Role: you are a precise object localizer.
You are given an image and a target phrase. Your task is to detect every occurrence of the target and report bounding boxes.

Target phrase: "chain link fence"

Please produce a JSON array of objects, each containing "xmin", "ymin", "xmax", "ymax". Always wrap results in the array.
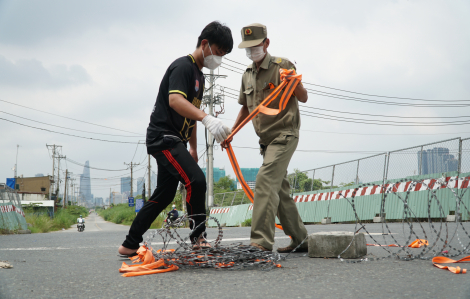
[
  {"xmin": 213, "ymin": 137, "xmax": 470, "ymax": 209},
  {"xmin": 387, "ymin": 138, "xmax": 460, "ymax": 181},
  {"xmin": 213, "ymin": 190, "xmax": 248, "ymax": 207}
]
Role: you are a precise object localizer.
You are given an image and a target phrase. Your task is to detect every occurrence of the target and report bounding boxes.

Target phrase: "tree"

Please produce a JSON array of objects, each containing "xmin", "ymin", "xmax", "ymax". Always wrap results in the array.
[
  {"xmin": 214, "ymin": 175, "xmax": 236, "ymax": 193},
  {"xmin": 288, "ymin": 169, "xmax": 328, "ymax": 193}
]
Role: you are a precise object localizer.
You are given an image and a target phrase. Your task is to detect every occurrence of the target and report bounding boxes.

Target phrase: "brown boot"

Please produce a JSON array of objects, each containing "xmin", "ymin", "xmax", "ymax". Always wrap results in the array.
[
  {"xmin": 277, "ymin": 245, "xmax": 308, "ymax": 253},
  {"xmin": 250, "ymin": 242, "xmax": 271, "ymax": 252}
]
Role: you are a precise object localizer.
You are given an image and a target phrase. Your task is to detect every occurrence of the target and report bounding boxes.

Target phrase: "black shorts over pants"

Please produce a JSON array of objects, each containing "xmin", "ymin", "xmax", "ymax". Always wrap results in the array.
[{"xmin": 122, "ymin": 139, "xmax": 206, "ymax": 249}]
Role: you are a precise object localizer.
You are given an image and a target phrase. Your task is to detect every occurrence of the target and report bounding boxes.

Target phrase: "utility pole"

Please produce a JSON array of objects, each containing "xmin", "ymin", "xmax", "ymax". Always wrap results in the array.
[
  {"xmin": 46, "ymin": 144, "xmax": 61, "ymax": 201},
  {"xmin": 202, "ymin": 70, "xmax": 226, "ymax": 208},
  {"xmin": 147, "ymin": 155, "xmax": 151, "ymax": 202},
  {"xmin": 207, "ymin": 69, "xmax": 215, "ymax": 208},
  {"xmin": 56, "ymin": 154, "xmax": 66, "ymax": 202},
  {"xmin": 14, "ymin": 145, "xmax": 19, "ymax": 178},
  {"xmin": 63, "ymin": 169, "xmax": 68, "ymax": 208},
  {"xmin": 124, "ymin": 162, "xmax": 140, "ymax": 197}
]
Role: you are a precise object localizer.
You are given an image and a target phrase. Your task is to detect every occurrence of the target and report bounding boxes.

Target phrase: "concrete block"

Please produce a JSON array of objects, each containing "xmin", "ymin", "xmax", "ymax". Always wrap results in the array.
[
  {"xmin": 373, "ymin": 216, "xmax": 384, "ymax": 223},
  {"xmin": 321, "ymin": 217, "xmax": 331, "ymax": 225},
  {"xmin": 308, "ymin": 231, "xmax": 367, "ymax": 259},
  {"xmin": 446, "ymin": 214, "xmax": 461, "ymax": 222}
]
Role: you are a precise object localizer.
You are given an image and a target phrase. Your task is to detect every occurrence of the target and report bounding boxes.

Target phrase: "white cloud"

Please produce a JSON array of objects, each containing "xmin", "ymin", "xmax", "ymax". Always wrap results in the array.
[{"xmin": 0, "ymin": 55, "xmax": 92, "ymax": 88}]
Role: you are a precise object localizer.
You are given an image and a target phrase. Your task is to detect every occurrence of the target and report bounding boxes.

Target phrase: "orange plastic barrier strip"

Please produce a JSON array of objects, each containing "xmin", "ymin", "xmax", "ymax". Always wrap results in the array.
[
  {"xmin": 432, "ymin": 255, "xmax": 470, "ymax": 274},
  {"xmin": 366, "ymin": 239, "xmax": 429, "ymax": 248},
  {"xmin": 119, "ymin": 246, "xmax": 179, "ymax": 277},
  {"xmin": 224, "ymin": 69, "xmax": 301, "ymax": 232}
]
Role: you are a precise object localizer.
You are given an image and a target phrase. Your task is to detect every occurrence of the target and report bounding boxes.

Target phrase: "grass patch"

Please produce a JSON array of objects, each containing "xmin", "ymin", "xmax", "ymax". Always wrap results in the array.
[
  {"xmin": 241, "ymin": 218, "xmax": 252, "ymax": 227},
  {"xmin": 24, "ymin": 206, "xmax": 89, "ymax": 233},
  {"xmin": 97, "ymin": 204, "xmax": 167, "ymax": 228}
]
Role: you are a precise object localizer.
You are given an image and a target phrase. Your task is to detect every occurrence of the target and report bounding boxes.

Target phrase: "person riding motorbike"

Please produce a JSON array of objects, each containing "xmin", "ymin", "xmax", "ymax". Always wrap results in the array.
[
  {"xmin": 77, "ymin": 215, "xmax": 85, "ymax": 230},
  {"xmin": 166, "ymin": 205, "xmax": 179, "ymax": 225}
]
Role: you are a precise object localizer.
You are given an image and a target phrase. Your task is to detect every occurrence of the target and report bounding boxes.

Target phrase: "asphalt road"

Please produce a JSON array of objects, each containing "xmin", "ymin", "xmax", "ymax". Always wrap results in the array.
[{"xmin": 1, "ymin": 213, "xmax": 469, "ymax": 299}]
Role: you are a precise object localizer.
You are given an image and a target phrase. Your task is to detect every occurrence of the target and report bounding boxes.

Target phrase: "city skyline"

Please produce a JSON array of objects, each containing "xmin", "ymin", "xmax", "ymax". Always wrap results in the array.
[
  {"xmin": 79, "ymin": 161, "xmax": 92, "ymax": 205},
  {"xmin": 418, "ymin": 147, "xmax": 459, "ymax": 175}
]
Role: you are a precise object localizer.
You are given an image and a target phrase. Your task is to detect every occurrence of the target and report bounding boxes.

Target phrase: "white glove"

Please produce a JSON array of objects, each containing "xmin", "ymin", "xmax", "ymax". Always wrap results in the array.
[{"xmin": 201, "ymin": 115, "xmax": 231, "ymax": 143}]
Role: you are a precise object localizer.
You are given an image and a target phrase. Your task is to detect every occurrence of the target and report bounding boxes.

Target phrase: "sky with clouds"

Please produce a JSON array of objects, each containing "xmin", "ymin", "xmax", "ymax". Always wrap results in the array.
[{"xmin": 1, "ymin": 0, "xmax": 469, "ymax": 200}]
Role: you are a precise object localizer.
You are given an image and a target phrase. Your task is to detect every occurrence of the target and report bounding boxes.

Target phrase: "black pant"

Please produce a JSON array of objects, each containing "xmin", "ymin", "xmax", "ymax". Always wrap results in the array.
[{"xmin": 122, "ymin": 141, "xmax": 207, "ymax": 249}]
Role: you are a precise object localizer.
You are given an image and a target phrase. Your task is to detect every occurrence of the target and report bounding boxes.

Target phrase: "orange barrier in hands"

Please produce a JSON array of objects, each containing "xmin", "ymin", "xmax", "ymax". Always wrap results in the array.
[{"xmin": 224, "ymin": 69, "xmax": 302, "ymax": 231}]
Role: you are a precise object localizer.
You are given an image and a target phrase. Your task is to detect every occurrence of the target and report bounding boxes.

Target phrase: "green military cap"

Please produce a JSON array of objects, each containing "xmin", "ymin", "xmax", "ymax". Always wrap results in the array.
[{"xmin": 238, "ymin": 23, "xmax": 267, "ymax": 49}]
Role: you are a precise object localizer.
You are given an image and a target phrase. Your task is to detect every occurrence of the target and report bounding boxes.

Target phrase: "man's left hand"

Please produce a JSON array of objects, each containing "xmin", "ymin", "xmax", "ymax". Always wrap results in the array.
[{"xmin": 189, "ymin": 148, "xmax": 198, "ymax": 163}]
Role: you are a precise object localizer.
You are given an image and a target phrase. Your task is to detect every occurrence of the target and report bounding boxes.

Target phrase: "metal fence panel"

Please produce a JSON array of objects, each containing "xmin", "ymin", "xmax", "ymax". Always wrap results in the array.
[
  {"xmin": 460, "ymin": 138, "xmax": 470, "ymax": 174},
  {"xmin": 214, "ymin": 137, "xmax": 470, "ymax": 226},
  {"xmin": 387, "ymin": 138, "xmax": 460, "ymax": 181},
  {"xmin": 0, "ymin": 188, "xmax": 27, "ymax": 231}
]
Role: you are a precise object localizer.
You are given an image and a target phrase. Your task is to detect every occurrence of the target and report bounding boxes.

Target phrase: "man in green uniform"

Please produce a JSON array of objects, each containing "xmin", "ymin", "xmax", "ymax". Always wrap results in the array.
[{"xmin": 231, "ymin": 23, "xmax": 309, "ymax": 253}]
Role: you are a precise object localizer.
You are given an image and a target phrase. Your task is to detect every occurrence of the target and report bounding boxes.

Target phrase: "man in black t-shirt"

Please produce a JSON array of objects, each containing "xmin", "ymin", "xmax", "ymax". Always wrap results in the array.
[{"xmin": 119, "ymin": 21, "xmax": 233, "ymax": 256}]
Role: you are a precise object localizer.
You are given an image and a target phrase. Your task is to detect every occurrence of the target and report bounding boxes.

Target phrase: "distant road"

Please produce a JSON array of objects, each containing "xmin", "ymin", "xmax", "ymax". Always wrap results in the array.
[{"xmin": 56, "ymin": 212, "xmax": 130, "ymax": 233}]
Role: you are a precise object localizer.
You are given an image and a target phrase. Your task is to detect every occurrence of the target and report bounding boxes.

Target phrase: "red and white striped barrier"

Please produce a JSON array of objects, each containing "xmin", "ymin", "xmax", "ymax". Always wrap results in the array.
[
  {"xmin": 293, "ymin": 176, "xmax": 470, "ymax": 203},
  {"xmin": 210, "ymin": 207, "xmax": 230, "ymax": 214},
  {"xmin": 248, "ymin": 205, "xmax": 253, "ymax": 211},
  {"xmin": 0, "ymin": 205, "xmax": 25, "ymax": 217}
]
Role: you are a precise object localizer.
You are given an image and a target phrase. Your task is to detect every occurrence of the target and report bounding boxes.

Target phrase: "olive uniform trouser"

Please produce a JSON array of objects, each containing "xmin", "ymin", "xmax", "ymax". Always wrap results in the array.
[{"xmin": 250, "ymin": 134, "xmax": 308, "ymax": 251}]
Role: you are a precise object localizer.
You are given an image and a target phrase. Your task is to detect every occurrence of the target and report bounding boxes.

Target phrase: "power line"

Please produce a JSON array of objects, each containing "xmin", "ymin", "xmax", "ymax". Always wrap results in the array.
[
  {"xmin": 70, "ymin": 165, "xmax": 147, "ymax": 180},
  {"xmin": 0, "ymin": 99, "xmax": 142, "ymax": 135},
  {"xmin": 220, "ymin": 58, "xmax": 468, "ymax": 104},
  {"xmin": 224, "ymin": 57, "xmax": 247, "ymax": 66},
  {"xmin": 220, "ymin": 65, "xmax": 243, "ymax": 74},
  {"xmin": 221, "ymin": 62, "xmax": 246, "ymax": 72},
  {"xmin": 0, "ymin": 117, "xmax": 143, "ymax": 144},
  {"xmin": 302, "ymin": 82, "xmax": 469, "ymax": 102},
  {"xmin": 0, "ymin": 110, "xmax": 145, "ymax": 137},
  {"xmin": 301, "ymin": 106, "xmax": 470, "ymax": 119},
  {"xmin": 299, "ymin": 111, "xmax": 470, "ymax": 126},
  {"xmin": 66, "ymin": 158, "xmax": 129, "ymax": 171},
  {"xmin": 305, "ymin": 89, "xmax": 469, "ymax": 107}
]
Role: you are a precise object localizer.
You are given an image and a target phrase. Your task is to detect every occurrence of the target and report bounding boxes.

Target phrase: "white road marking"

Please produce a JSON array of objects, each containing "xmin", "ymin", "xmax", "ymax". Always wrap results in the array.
[
  {"xmin": 0, "ymin": 236, "xmax": 292, "ymax": 251},
  {"xmin": 150, "ymin": 236, "xmax": 290, "ymax": 245}
]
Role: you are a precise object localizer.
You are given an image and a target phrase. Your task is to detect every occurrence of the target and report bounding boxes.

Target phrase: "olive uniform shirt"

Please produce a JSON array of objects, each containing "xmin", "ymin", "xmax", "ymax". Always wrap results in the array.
[{"xmin": 238, "ymin": 52, "xmax": 300, "ymax": 146}]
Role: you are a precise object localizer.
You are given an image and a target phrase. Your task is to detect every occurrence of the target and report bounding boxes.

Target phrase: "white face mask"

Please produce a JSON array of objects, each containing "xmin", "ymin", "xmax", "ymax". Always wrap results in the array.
[
  {"xmin": 202, "ymin": 43, "xmax": 222, "ymax": 70},
  {"xmin": 246, "ymin": 45, "xmax": 265, "ymax": 62}
]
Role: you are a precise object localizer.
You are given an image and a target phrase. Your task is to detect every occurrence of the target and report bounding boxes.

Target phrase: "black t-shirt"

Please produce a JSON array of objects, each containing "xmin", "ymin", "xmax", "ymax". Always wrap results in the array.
[{"xmin": 146, "ymin": 54, "xmax": 204, "ymax": 154}]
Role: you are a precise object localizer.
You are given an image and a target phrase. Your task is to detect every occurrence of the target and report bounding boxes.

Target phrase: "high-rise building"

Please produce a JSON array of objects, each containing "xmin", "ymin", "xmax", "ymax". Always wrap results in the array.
[
  {"xmin": 137, "ymin": 177, "xmax": 145, "ymax": 196},
  {"xmin": 79, "ymin": 161, "xmax": 92, "ymax": 206},
  {"xmin": 417, "ymin": 147, "xmax": 458, "ymax": 175},
  {"xmin": 121, "ymin": 177, "xmax": 131, "ymax": 194},
  {"xmin": 94, "ymin": 197, "xmax": 103, "ymax": 206},
  {"xmin": 201, "ymin": 167, "xmax": 225, "ymax": 183},
  {"xmin": 236, "ymin": 168, "xmax": 259, "ymax": 190}
]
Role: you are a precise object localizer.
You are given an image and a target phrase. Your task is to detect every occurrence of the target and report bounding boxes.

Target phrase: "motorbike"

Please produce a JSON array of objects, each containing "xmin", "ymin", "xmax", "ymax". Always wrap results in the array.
[
  {"xmin": 163, "ymin": 214, "xmax": 185, "ymax": 228},
  {"xmin": 77, "ymin": 223, "xmax": 85, "ymax": 232}
]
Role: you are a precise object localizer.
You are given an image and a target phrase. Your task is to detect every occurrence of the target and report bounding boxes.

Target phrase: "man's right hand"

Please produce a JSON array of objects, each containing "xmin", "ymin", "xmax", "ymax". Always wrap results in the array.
[{"xmin": 201, "ymin": 115, "xmax": 231, "ymax": 143}]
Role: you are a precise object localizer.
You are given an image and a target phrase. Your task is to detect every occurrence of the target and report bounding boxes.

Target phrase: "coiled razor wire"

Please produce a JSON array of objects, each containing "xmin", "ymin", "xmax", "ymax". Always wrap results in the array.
[
  {"xmin": 139, "ymin": 177, "xmax": 469, "ymax": 271},
  {"xmin": 142, "ymin": 214, "xmax": 307, "ymax": 271},
  {"xmin": 337, "ymin": 176, "xmax": 470, "ymax": 263}
]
